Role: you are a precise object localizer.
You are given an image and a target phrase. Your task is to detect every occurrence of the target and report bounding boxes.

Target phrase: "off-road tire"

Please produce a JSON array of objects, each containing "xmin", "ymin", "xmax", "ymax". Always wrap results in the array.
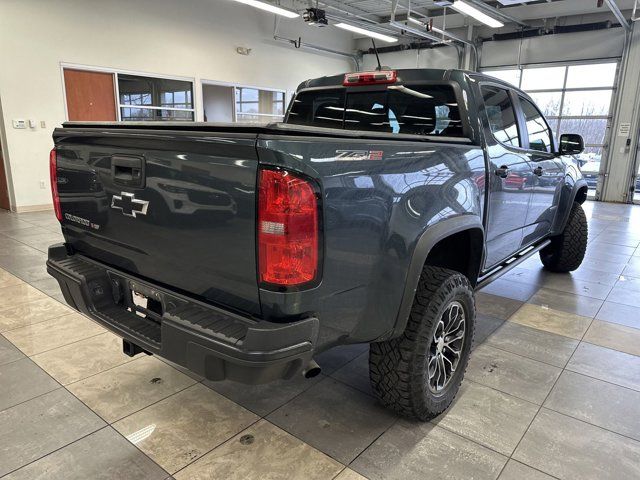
[
  {"xmin": 540, "ymin": 201, "xmax": 588, "ymax": 273},
  {"xmin": 369, "ymin": 266, "xmax": 475, "ymax": 420}
]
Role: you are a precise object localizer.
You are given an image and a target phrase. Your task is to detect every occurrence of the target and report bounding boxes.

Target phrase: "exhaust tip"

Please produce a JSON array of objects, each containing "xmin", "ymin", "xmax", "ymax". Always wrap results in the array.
[{"xmin": 302, "ymin": 359, "xmax": 322, "ymax": 379}]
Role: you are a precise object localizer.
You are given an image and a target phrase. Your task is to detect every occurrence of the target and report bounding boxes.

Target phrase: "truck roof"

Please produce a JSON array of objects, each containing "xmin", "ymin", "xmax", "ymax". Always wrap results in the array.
[{"xmin": 296, "ymin": 68, "xmax": 515, "ymax": 92}]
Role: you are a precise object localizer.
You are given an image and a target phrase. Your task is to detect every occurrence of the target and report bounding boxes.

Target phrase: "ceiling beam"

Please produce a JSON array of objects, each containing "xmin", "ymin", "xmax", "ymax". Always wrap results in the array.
[{"xmin": 603, "ymin": 0, "xmax": 631, "ymax": 30}]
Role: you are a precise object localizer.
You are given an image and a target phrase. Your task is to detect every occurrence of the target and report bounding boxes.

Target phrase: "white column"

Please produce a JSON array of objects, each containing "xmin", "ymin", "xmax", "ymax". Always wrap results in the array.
[{"xmin": 603, "ymin": 22, "xmax": 640, "ymax": 203}]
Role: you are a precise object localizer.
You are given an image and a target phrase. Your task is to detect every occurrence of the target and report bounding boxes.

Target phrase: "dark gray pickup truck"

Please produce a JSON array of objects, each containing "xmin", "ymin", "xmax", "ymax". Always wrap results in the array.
[{"xmin": 47, "ymin": 68, "xmax": 588, "ymax": 419}]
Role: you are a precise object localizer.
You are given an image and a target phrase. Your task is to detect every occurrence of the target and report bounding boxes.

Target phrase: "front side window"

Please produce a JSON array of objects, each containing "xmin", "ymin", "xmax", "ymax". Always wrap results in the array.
[
  {"xmin": 520, "ymin": 97, "xmax": 553, "ymax": 153},
  {"xmin": 481, "ymin": 85, "xmax": 520, "ymax": 147},
  {"xmin": 118, "ymin": 75, "xmax": 194, "ymax": 121}
]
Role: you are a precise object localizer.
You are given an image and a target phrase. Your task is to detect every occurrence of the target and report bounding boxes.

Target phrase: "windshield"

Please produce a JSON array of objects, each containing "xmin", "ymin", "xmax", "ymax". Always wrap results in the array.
[{"xmin": 287, "ymin": 84, "xmax": 465, "ymax": 138}]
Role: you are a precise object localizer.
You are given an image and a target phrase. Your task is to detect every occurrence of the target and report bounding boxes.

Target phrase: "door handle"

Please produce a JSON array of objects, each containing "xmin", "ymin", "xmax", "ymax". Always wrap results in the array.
[
  {"xmin": 111, "ymin": 156, "xmax": 145, "ymax": 188},
  {"xmin": 495, "ymin": 166, "xmax": 510, "ymax": 179},
  {"xmin": 533, "ymin": 166, "xmax": 543, "ymax": 177}
]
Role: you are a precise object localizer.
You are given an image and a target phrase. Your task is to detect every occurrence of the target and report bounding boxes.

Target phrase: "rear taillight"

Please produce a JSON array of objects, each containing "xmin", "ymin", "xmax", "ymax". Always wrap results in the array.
[
  {"xmin": 258, "ymin": 168, "xmax": 320, "ymax": 287},
  {"xmin": 49, "ymin": 148, "xmax": 62, "ymax": 221},
  {"xmin": 343, "ymin": 70, "xmax": 397, "ymax": 86}
]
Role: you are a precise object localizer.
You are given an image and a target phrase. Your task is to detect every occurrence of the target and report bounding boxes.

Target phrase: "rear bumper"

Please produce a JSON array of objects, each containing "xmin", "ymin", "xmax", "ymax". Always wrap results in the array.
[{"xmin": 46, "ymin": 244, "xmax": 318, "ymax": 384}]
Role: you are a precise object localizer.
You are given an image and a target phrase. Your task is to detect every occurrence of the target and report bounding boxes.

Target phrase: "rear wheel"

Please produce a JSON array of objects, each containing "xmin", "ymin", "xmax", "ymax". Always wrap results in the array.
[
  {"xmin": 540, "ymin": 201, "xmax": 588, "ymax": 273},
  {"xmin": 369, "ymin": 266, "xmax": 475, "ymax": 420}
]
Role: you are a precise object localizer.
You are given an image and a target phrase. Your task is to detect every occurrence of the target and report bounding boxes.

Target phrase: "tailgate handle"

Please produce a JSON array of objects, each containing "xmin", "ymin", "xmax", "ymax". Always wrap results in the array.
[{"xmin": 112, "ymin": 156, "xmax": 145, "ymax": 188}]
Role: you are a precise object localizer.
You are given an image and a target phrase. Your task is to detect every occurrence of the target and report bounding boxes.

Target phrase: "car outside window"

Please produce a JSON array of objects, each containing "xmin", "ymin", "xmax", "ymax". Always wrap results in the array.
[
  {"xmin": 480, "ymin": 85, "xmax": 521, "ymax": 147},
  {"xmin": 519, "ymin": 97, "xmax": 553, "ymax": 153}
]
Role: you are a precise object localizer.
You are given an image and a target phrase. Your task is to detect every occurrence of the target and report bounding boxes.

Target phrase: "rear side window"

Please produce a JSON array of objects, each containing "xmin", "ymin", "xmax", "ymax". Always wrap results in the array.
[
  {"xmin": 481, "ymin": 85, "xmax": 521, "ymax": 147},
  {"xmin": 287, "ymin": 90, "xmax": 345, "ymax": 129},
  {"xmin": 519, "ymin": 96, "xmax": 553, "ymax": 153},
  {"xmin": 288, "ymin": 85, "xmax": 465, "ymax": 137}
]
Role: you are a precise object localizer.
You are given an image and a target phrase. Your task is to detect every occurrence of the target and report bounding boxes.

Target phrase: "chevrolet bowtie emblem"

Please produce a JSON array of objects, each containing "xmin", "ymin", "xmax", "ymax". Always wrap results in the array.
[{"xmin": 111, "ymin": 192, "xmax": 149, "ymax": 218}]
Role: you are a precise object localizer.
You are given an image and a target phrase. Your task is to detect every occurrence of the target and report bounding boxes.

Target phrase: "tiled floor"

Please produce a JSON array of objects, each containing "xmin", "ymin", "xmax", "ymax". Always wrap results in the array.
[{"xmin": 1, "ymin": 201, "xmax": 640, "ymax": 479}]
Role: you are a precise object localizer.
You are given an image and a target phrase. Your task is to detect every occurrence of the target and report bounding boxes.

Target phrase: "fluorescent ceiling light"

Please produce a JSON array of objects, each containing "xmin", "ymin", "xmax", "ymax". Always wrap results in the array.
[
  {"xmin": 334, "ymin": 22, "xmax": 398, "ymax": 43},
  {"xmin": 407, "ymin": 16, "xmax": 425, "ymax": 27},
  {"xmin": 451, "ymin": 0, "xmax": 504, "ymax": 28},
  {"xmin": 231, "ymin": 0, "xmax": 299, "ymax": 18}
]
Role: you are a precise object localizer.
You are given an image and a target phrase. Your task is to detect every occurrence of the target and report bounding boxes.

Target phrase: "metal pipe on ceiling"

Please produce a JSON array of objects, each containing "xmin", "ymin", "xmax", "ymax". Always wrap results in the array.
[
  {"xmin": 603, "ymin": 0, "xmax": 631, "ymax": 30},
  {"xmin": 272, "ymin": 35, "xmax": 362, "ymax": 70}
]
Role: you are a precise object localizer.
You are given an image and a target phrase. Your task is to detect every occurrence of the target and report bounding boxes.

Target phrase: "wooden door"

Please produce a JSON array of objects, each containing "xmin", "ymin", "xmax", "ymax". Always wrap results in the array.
[
  {"xmin": 64, "ymin": 69, "xmax": 117, "ymax": 121},
  {"xmin": 0, "ymin": 135, "xmax": 10, "ymax": 210}
]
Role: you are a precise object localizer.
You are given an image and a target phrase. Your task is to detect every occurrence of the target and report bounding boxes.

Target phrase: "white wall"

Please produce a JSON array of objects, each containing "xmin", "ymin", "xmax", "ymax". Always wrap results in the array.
[
  {"xmin": 202, "ymin": 84, "xmax": 234, "ymax": 123},
  {"xmin": 362, "ymin": 46, "xmax": 460, "ymax": 71},
  {"xmin": 0, "ymin": 0, "xmax": 354, "ymax": 209}
]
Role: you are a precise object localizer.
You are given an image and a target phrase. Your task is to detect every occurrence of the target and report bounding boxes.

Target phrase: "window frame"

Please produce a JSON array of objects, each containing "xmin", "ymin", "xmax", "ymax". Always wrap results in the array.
[
  {"xmin": 117, "ymin": 73, "xmax": 195, "ymax": 121},
  {"xmin": 60, "ymin": 63, "xmax": 196, "ymax": 122},
  {"xmin": 234, "ymin": 86, "xmax": 287, "ymax": 123}
]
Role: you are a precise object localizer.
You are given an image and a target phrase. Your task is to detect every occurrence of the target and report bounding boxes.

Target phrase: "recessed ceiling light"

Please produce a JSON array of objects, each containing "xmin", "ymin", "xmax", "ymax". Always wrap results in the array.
[
  {"xmin": 451, "ymin": 0, "xmax": 504, "ymax": 28},
  {"xmin": 230, "ymin": 0, "xmax": 299, "ymax": 19},
  {"xmin": 334, "ymin": 22, "xmax": 398, "ymax": 43}
]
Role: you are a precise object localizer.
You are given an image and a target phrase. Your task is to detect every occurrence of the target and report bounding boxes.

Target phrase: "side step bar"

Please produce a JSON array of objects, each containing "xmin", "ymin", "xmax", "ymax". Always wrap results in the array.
[{"xmin": 475, "ymin": 239, "xmax": 551, "ymax": 291}]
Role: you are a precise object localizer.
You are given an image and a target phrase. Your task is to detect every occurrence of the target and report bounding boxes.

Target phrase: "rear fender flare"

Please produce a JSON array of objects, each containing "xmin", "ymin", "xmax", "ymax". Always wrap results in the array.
[{"xmin": 388, "ymin": 215, "xmax": 484, "ymax": 339}]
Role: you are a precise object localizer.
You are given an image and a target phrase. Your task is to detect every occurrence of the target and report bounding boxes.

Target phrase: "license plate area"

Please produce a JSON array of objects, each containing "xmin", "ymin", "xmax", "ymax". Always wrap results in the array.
[{"xmin": 128, "ymin": 281, "xmax": 163, "ymax": 320}]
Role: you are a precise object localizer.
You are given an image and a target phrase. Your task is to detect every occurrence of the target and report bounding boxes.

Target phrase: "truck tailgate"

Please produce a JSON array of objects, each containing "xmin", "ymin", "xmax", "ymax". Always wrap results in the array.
[{"xmin": 53, "ymin": 128, "xmax": 261, "ymax": 316}]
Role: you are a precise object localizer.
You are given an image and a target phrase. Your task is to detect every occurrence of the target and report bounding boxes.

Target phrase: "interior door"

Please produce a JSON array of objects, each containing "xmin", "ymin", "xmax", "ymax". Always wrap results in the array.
[
  {"xmin": 480, "ymin": 85, "xmax": 532, "ymax": 269},
  {"xmin": 517, "ymin": 95, "xmax": 564, "ymax": 245},
  {"xmin": 0, "ymin": 143, "xmax": 9, "ymax": 210},
  {"xmin": 63, "ymin": 69, "xmax": 117, "ymax": 121}
]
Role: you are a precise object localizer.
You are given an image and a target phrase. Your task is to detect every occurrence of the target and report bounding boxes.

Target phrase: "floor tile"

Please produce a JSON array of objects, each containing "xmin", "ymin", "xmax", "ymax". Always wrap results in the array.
[
  {"xmin": 466, "ymin": 344, "xmax": 561, "ymax": 404},
  {"xmin": 583, "ymin": 249, "xmax": 631, "ymax": 265},
  {"xmin": 544, "ymin": 371, "xmax": 640, "ymax": 442},
  {"xmin": 267, "ymin": 378, "xmax": 397, "ymax": 464},
  {"xmin": 479, "ymin": 278, "xmax": 539, "ymax": 302},
  {"xmin": 605, "ymin": 285, "xmax": 640, "ymax": 308},
  {"xmin": 351, "ymin": 420, "xmax": 506, "ymax": 480},
  {"xmin": 433, "ymin": 381, "xmax": 538, "ymax": 455},
  {"xmin": 0, "ymin": 283, "xmax": 47, "ymax": 309},
  {"xmin": 31, "ymin": 332, "xmax": 136, "ymax": 385},
  {"xmin": 583, "ymin": 320, "xmax": 640, "ymax": 357},
  {"xmin": 204, "ymin": 372, "xmax": 323, "ymax": 417},
  {"xmin": 595, "ymin": 301, "xmax": 640, "ymax": 329},
  {"xmin": 173, "ymin": 419, "xmax": 342, "ymax": 480},
  {"xmin": 335, "ymin": 469, "xmax": 368, "ymax": 480},
  {"xmin": 476, "ymin": 293, "xmax": 523, "ymax": 320},
  {"xmin": 538, "ymin": 275, "xmax": 612, "ymax": 300},
  {"xmin": 563, "ymin": 267, "xmax": 620, "ymax": 287},
  {"xmin": 3, "ymin": 312, "xmax": 105, "ymax": 356},
  {"xmin": 484, "ymin": 321, "xmax": 578, "ymax": 368},
  {"xmin": 114, "ymin": 383, "xmax": 258, "ymax": 474},
  {"xmin": 528, "ymin": 288, "xmax": 603, "ymax": 317},
  {"xmin": 67, "ymin": 355, "xmax": 197, "ymax": 422},
  {"xmin": 498, "ymin": 460, "xmax": 555, "ymax": 480},
  {"xmin": 566, "ymin": 342, "xmax": 640, "ymax": 391},
  {"xmin": 0, "ymin": 388, "xmax": 105, "ymax": 477},
  {"xmin": 315, "ymin": 343, "xmax": 369, "ymax": 374},
  {"xmin": 0, "ymin": 297, "xmax": 72, "ymax": 332},
  {"xmin": 576, "ymin": 258, "xmax": 627, "ymax": 275},
  {"xmin": 3, "ymin": 426, "xmax": 168, "ymax": 480},
  {"xmin": 0, "ymin": 269, "xmax": 23, "ymax": 289},
  {"xmin": 0, "ymin": 357, "xmax": 59, "ymax": 411},
  {"xmin": 508, "ymin": 304, "xmax": 592, "ymax": 340},
  {"xmin": 501, "ymin": 267, "xmax": 550, "ymax": 287},
  {"xmin": 27, "ymin": 276, "xmax": 63, "ymax": 298},
  {"xmin": 474, "ymin": 314, "xmax": 506, "ymax": 348},
  {"xmin": 0, "ymin": 334, "xmax": 24, "ymax": 365},
  {"xmin": 513, "ymin": 408, "xmax": 640, "ymax": 480},
  {"xmin": 330, "ymin": 352, "xmax": 371, "ymax": 395}
]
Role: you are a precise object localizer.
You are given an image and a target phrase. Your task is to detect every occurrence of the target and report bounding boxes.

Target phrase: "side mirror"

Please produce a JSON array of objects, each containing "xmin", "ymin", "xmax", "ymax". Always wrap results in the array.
[{"xmin": 559, "ymin": 134, "xmax": 584, "ymax": 156}]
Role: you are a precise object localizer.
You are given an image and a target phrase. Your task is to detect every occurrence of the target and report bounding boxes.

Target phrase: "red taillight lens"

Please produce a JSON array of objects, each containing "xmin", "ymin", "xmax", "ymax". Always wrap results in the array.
[
  {"xmin": 258, "ymin": 168, "xmax": 319, "ymax": 287},
  {"xmin": 343, "ymin": 70, "xmax": 397, "ymax": 86},
  {"xmin": 49, "ymin": 148, "xmax": 62, "ymax": 221}
]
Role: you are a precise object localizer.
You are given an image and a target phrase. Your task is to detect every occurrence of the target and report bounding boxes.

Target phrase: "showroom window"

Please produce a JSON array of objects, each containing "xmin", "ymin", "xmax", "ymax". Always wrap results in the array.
[
  {"xmin": 483, "ymin": 62, "xmax": 618, "ymax": 196},
  {"xmin": 118, "ymin": 74, "xmax": 195, "ymax": 121},
  {"xmin": 235, "ymin": 87, "xmax": 286, "ymax": 123}
]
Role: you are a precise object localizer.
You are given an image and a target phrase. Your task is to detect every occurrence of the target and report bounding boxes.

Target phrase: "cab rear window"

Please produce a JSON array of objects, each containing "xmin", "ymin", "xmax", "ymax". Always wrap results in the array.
[{"xmin": 287, "ymin": 85, "xmax": 465, "ymax": 137}]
